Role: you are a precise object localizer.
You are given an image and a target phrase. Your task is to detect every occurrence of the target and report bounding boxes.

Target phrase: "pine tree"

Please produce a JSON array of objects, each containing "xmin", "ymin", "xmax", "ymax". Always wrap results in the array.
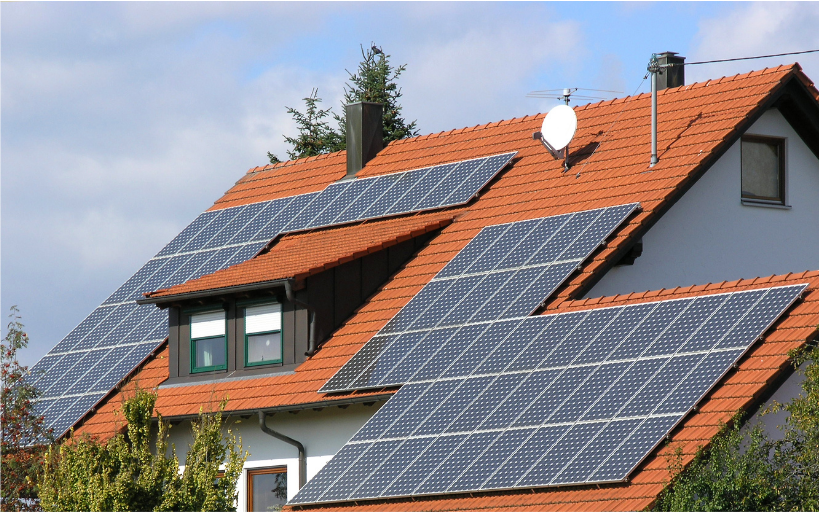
[
  {"xmin": 333, "ymin": 44, "xmax": 419, "ymax": 148},
  {"xmin": 267, "ymin": 45, "xmax": 418, "ymax": 163},
  {"xmin": 268, "ymin": 89, "xmax": 342, "ymax": 164}
]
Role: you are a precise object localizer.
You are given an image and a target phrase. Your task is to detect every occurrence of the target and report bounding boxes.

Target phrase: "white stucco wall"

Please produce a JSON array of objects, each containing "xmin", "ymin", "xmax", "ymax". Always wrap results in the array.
[
  {"xmin": 587, "ymin": 108, "xmax": 819, "ymax": 299},
  {"xmin": 167, "ymin": 401, "xmax": 384, "ymax": 511}
]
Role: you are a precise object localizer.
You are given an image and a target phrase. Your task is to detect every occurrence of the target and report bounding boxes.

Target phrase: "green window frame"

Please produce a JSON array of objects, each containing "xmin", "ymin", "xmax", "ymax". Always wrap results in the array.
[
  {"xmin": 244, "ymin": 302, "xmax": 283, "ymax": 367},
  {"xmin": 189, "ymin": 309, "xmax": 228, "ymax": 373}
]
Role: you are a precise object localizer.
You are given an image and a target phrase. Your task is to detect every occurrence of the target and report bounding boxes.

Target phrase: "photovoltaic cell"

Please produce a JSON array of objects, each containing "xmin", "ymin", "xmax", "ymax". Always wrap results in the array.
[
  {"xmin": 31, "ymin": 152, "xmax": 517, "ymax": 438},
  {"xmin": 290, "ymin": 283, "xmax": 806, "ymax": 505}
]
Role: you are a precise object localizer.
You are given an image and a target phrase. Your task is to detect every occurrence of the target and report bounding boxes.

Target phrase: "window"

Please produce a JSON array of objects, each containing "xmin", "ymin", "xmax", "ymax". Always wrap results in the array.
[
  {"xmin": 741, "ymin": 135, "xmax": 785, "ymax": 204},
  {"xmin": 244, "ymin": 303, "xmax": 283, "ymax": 366},
  {"xmin": 247, "ymin": 467, "xmax": 287, "ymax": 511},
  {"xmin": 190, "ymin": 310, "xmax": 227, "ymax": 373}
]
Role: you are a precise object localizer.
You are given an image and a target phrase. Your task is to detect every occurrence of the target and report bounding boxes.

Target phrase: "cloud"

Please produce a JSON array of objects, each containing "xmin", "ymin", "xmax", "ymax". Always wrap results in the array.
[{"xmin": 688, "ymin": 2, "xmax": 819, "ymax": 83}]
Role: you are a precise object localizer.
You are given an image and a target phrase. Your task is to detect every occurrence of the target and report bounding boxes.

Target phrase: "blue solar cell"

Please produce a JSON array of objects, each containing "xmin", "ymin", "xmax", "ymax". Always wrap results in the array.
[
  {"xmin": 439, "ymin": 270, "xmax": 516, "ymax": 326},
  {"xmin": 224, "ymin": 199, "xmax": 287, "ymax": 246},
  {"xmin": 309, "ymin": 178, "xmax": 375, "ymax": 228},
  {"xmin": 284, "ymin": 182, "xmax": 351, "ymax": 232},
  {"xmin": 518, "ymin": 422, "xmax": 605, "ymax": 487},
  {"xmin": 495, "ymin": 216, "xmax": 568, "ymax": 271},
  {"xmin": 352, "ymin": 437, "xmax": 435, "ymax": 499},
  {"xmin": 549, "ymin": 362, "xmax": 630, "ymax": 423},
  {"xmin": 717, "ymin": 285, "xmax": 805, "ymax": 349},
  {"xmin": 582, "ymin": 358, "xmax": 666, "ymax": 421},
  {"xmin": 42, "ymin": 349, "xmax": 108, "ymax": 397},
  {"xmin": 97, "ymin": 303, "xmax": 154, "ymax": 347},
  {"xmin": 449, "ymin": 428, "xmax": 535, "ymax": 493},
  {"xmin": 408, "ymin": 275, "xmax": 483, "ymax": 331},
  {"xmin": 204, "ymin": 202, "xmax": 268, "ymax": 249},
  {"xmin": 351, "ymin": 332, "xmax": 428, "ymax": 389},
  {"xmin": 539, "ymin": 308, "xmax": 620, "ymax": 368},
  {"xmin": 104, "ymin": 257, "xmax": 170, "ymax": 305},
  {"xmin": 351, "ymin": 382, "xmax": 430, "ymax": 442},
  {"xmin": 178, "ymin": 207, "xmax": 241, "ymax": 254},
  {"xmin": 222, "ymin": 242, "xmax": 264, "ymax": 268},
  {"xmin": 380, "ymin": 279, "xmax": 455, "ymax": 334},
  {"xmin": 383, "ymin": 435, "xmax": 464, "ymax": 498},
  {"xmin": 386, "ymin": 166, "xmax": 445, "ymax": 215},
  {"xmin": 574, "ymin": 303, "xmax": 654, "ymax": 365},
  {"xmin": 505, "ymin": 311, "xmax": 589, "ymax": 372},
  {"xmin": 442, "ymin": 319, "xmax": 522, "ymax": 378},
  {"xmin": 362, "ymin": 169, "xmax": 426, "ymax": 218},
  {"xmin": 655, "ymin": 349, "xmax": 743, "ymax": 414},
  {"xmin": 478, "ymin": 369, "xmax": 561, "ymax": 430},
  {"xmin": 443, "ymin": 153, "xmax": 515, "ymax": 205},
  {"xmin": 121, "ymin": 308, "xmax": 167, "ymax": 345},
  {"xmin": 382, "ymin": 327, "xmax": 460, "ymax": 385},
  {"xmin": 320, "ymin": 334, "xmax": 399, "ymax": 393},
  {"xmin": 291, "ymin": 443, "xmax": 370, "ymax": 505},
  {"xmin": 50, "ymin": 306, "xmax": 116, "ymax": 354},
  {"xmin": 231, "ymin": 196, "xmax": 293, "ymax": 244},
  {"xmin": 27, "ymin": 355, "xmax": 65, "ymax": 389},
  {"xmin": 488, "ymin": 265, "xmax": 559, "ymax": 320},
  {"xmin": 414, "ymin": 431, "xmax": 499, "ymax": 495},
  {"xmin": 435, "ymin": 224, "xmax": 511, "ymax": 279},
  {"xmin": 465, "ymin": 218, "xmax": 542, "ymax": 275},
  {"xmin": 414, "ymin": 376, "xmax": 494, "ymax": 436},
  {"xmin": 161, "ymin": 249, "xmax": 218, "ymax": 290},
  {"xmin": 680, "ymin": 291, "xmax": 764, "ymax": 353},
  {"xmin": 321, "ymin": 440, "xmax": 402, "ymax": 502},
  {"xmin": 475, "ymin": 316, "xmax": 553, "ymax": 375},
  {"xmin": 608, "ymin": 299, "xmax": 689, "ymax": 361},
  {"xmin": 64, "ymin": 345, "xmax": 134, "ymax": 396},
  {"xmin": 559, "ymin": 204, "xmax": 638, "ymax": 261},
  {"xmin": 335, "ymin": 175, "xmax": 397, "ymax": 224},
  {"xmin": 644, "ymin": 294, "xmax": 728, "ymax": 357},
  {"xmin": 524, "ymin": 212, "xmax": 585, "ymax": 265},
  {"xmin": 553, "ymin": 418, "xmax": 643, "ymax": 484},
  {"xmin": 513, "ymin": 366, "xmax": 594, "ymax": 427},
  {"xmin": 72, "ymin": 304, "xmax": 138, "ymax": 351},
  {"xmin": 446, "ymin": 373, "xmax": 524, "ymax": 433},
  {"xmin": 408, "ymin": 324, "xmax": 489, "ymax": 382},
  {"xmin": 382, "ymin": 380, "xmax": 461, "ymax": 439},
  {"xmin": 155, "ymin": 210, "xmax": 219, "ymax": 257},
  {"xmin": 590, "ymin": 415, "xmax": 677, "ymax": 482},
  {"xmin": 469, "ymin": 266, "xmax": 546, "ymax": 323},
  {"xmin": 483, "ymin": 425, "xmax": 566, "ymax": 489},
  {"xmin": 619, "ymin": 354, "xmax": 702, "ymax": 417},
  {"xmin": 412, "ymin": 163, "xmax": 465, "ymax": 211}
]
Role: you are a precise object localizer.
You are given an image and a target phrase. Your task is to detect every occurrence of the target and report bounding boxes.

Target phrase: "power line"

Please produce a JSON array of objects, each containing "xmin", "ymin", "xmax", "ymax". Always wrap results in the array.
[{"xmin": 671, "ymin": 49, "xmax": 819, "ymax": 66}]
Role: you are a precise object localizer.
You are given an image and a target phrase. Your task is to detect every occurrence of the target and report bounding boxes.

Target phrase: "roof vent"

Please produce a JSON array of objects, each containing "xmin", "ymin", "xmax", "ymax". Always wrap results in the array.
[{"xmin": 345, "ymin": 102, "xmax": 383, "ymax": 178}]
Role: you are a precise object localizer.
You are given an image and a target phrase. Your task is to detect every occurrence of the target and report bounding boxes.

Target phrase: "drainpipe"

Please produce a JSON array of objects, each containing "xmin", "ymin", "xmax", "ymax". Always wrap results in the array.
[
  {"xmin": 258, "ymin": 411, "xmax": 306, "ymax": 489},
  {"xmin": 284, "ymin": 279, "xmax": 318, "ymax": 357}
]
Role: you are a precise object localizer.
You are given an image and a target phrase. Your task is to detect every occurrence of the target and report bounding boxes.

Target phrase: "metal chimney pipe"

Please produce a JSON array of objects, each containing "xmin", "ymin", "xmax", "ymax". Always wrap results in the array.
[{"xmin": 648, "ymin": 54, "xmax": 660, "ymax": 167}]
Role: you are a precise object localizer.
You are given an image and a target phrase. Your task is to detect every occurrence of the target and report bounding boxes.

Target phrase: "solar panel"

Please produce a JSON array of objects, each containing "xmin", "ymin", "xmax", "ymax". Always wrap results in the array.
[
  {"xmin": 290, "ymin": 283, "xmax": 806, "ymax": 505},
  {"xmin": 319, "ymin": 203, "xmax": 641, "ymax": 393},
  {"xmin": 29, "ymin": 152, "xmax": 516, "ymax": 438}
]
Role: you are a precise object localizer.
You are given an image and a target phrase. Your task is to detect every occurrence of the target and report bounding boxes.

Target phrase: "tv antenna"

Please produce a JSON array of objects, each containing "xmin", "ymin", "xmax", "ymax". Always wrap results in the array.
[{"xmin": 526, "ymin": 87, "xmax": 622, "ymax": 104}]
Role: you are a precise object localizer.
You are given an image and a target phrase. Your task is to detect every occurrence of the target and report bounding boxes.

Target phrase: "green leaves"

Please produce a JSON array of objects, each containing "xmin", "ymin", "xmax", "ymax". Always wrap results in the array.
[
  {"xmin": 37, "ymin": 389, "xmax": 247, "ymax": 512},
  {"xmin": 654, "ymin": 344, "xmax": 819, "ymax": 511}
]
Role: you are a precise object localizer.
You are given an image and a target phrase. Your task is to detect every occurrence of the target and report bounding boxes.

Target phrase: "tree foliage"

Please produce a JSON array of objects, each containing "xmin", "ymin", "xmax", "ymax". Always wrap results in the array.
[
  {"xmin": 268, "ymin": 44, "xmax": 418, "ymax": 163},
  {"xmin": 1, "ymin": 306, "xmax": 52, "ymax": 512},
  {"xmin": 37, "ymin": 388, "xmax": 246, "ymax": 512},
  {"xmin": 654, "ymin": 344, "xmax": 819, "ymax": 511}
]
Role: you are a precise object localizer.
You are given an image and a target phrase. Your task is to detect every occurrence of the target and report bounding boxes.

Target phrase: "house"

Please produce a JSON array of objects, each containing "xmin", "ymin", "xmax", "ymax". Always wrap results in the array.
[{"xmin": 34, "ymin": 55, "xmax": 819, "ymax": 511}]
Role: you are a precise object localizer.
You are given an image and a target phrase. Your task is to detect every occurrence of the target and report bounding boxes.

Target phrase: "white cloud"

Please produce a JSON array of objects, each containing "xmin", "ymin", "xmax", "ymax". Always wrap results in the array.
[{"xmin": 688, "ymin": 2, "xmax": 819, "ymax": 83}]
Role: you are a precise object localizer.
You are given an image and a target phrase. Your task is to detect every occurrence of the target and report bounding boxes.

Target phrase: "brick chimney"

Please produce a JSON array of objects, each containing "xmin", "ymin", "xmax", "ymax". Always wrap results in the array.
[
  {"xmin": 345, "ymin": 102, "xmax": 383, "ymax": 178},
  {"xmin": 656, "ymin": 52, "xmax": 685, "ymax": 90}
]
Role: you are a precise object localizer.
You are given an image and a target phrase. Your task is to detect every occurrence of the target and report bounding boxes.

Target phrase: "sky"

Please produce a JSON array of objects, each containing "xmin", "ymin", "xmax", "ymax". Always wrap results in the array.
[{"xmin": 3, "ymin": 1, "xmax": 819, "ymax": 367}]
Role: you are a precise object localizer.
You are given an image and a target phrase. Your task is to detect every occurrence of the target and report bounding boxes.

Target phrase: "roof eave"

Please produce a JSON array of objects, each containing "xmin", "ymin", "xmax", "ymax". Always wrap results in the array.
[{"xmin": 138, "ymin": 278, "xmax": 293, "ymax": 306}]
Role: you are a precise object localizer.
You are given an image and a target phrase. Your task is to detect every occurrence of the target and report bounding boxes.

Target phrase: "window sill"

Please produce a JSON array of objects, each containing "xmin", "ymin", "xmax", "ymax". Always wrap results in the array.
[{"xmin": 741, "ymin": 199, "xmax": 791, "ymax": 210}]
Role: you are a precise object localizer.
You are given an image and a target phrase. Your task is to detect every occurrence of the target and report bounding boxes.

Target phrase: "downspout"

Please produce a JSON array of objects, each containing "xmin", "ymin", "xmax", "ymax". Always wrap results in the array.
[
  {"xmin": 258, "ymin": 411, "xmax": 307, "ymax": 489},
  {"xmin": 284, "ymin": 279, "xmax": 319, "ymax": 357}
]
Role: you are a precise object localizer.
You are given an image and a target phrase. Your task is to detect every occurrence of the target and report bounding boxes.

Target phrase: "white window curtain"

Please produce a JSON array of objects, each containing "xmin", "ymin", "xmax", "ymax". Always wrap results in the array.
[
  {"xmin": 191, "ymin": 310, "xmax": 225, "ymax": 339},
  {"xmin": 245, "ymin": 303, "xmax": 281, "ymax": 334}
]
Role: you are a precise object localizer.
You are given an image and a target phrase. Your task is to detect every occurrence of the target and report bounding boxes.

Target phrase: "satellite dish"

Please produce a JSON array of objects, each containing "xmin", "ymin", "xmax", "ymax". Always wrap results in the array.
[{"xmin": 540, "ymin": 104, "xmax": 577, "ymax": 152}]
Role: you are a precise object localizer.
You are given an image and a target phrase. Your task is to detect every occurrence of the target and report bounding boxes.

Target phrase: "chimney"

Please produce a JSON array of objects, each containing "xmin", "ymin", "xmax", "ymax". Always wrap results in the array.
[
  {"xmin": 656, "ymin": 52, "xmax": 685, "ymax": 90},
  {"xmin": 345, "ymin": 102, "xmax": 383, "ymax": 178}
]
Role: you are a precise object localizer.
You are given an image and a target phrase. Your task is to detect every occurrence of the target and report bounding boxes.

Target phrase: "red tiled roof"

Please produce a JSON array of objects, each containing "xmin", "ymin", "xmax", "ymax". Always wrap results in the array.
[
  {"xmin": 74, "ymin": 65, "xmax": 819, "ymax": 510},
  {"xmin": 147, "ymin": 210, "xmax": 458, "ymax": 299},
  {"xmin": 290, "ymin": 270, "xmax": 819, "ymax": 511}
]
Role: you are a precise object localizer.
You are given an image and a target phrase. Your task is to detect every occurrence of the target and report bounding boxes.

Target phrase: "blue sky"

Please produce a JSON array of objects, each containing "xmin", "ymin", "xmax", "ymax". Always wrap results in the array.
[{"xmin": 3, "ymin": 2, "xmax": 819, "ymax": 366}]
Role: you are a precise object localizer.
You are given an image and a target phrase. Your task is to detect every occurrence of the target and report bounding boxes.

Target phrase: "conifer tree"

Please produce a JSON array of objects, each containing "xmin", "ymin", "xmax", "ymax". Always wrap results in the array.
[{"xmin": 268, "ymin": 45, "xmax": 418, "ymax": 163}]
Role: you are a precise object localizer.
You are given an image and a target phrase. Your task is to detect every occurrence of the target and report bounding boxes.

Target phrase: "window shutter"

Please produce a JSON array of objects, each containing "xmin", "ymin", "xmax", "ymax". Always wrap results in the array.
[
  {"xmin": 246, "ymin": 303, "xmax": 282, "ymax": 334},
  {"xmin": 191, "ymin": 310, "xmax": 225, "ymax": 339}
]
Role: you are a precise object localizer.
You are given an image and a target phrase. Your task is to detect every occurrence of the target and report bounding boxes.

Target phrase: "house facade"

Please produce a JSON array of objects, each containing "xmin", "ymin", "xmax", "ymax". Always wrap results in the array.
[{"xmin": 43, "ymin": 58, "xmax": 819, "ymax": 511}]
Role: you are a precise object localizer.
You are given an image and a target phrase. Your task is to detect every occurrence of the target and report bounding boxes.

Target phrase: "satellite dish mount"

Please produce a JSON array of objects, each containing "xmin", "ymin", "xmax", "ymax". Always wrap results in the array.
[{"xmin": 533, "ymin": 91, "xmax": 578, "ymax": 173}]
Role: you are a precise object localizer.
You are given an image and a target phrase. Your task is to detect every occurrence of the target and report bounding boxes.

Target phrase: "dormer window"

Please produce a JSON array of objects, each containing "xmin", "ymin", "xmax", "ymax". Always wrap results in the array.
[
  {"xmin": 190, "ymin": 309, "xmax": 227, "ymax": 373},
  {"xmin": 244, "ymin": 303, "xmax": 283, "ymax": 366},
  {"xmin": 741, "ymin": 135, "xmax": 785, "ymax": 204}
]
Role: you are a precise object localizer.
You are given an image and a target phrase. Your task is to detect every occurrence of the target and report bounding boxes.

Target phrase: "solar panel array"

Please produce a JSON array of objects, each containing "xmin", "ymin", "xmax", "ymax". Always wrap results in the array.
[
  {"xmin": 290, "ymin": 284, "xmax": 806, "ymax": 505},
  {"xmin": 29, "ymin": 152, "xmax": 517, "ymax": 438},
  {"xmin": 320, "ymin": 203, "xmax": 641, "ymax": 393}
]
